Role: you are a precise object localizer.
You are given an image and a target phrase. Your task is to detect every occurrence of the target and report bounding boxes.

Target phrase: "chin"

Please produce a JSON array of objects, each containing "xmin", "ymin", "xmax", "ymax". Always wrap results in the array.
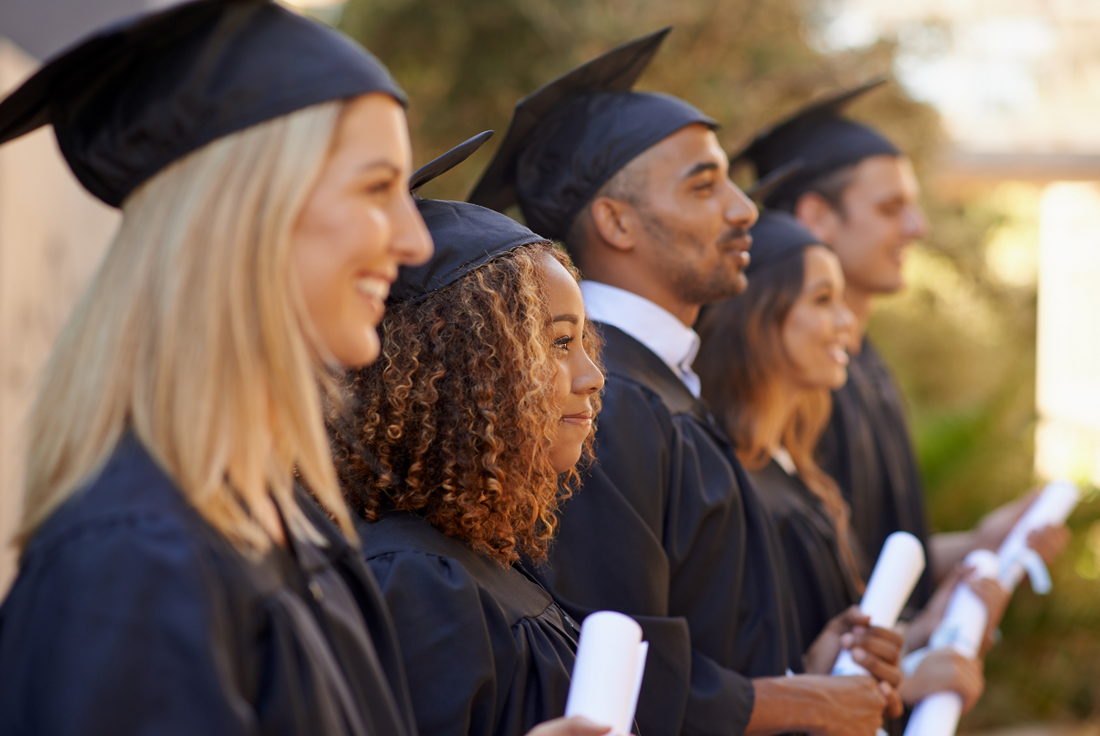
[{"xmin": 549, "ymin": 446, "xmax": 584, "ymax": 475}]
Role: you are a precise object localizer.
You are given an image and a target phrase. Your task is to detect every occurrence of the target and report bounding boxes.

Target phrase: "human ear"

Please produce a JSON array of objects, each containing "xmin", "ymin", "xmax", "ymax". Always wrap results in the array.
[
  {"xmin": 589, "ymin": 196, "xmax": 638, "ymax": 253},
  {"xmin": 794, "ymin": 192, "xmax": 841, "ymax": 245}
]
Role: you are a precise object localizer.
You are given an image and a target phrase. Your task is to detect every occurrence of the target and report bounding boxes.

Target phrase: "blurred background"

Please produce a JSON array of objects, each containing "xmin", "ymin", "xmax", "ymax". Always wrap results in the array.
[{"xmin": 2, "ymin": 0, "xmax": 1099, "ymax": 731}]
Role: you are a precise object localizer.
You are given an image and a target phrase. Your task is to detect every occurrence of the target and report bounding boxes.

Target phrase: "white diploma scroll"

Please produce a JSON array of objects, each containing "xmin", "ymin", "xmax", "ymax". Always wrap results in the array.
[
  {"xmin": 565, "ymin": 611, "xmax": 649, "ymax": 736},
  {"xmin": 903, "ymin": 550, "xmax": 1000, "ymax": 736},
  {"xmin": 996, "ymin": 480, "xmax": 1079, "ymax": 591},
  {"xmin": 833, "ymin": 532, "xmax": 926, "ymax": 677}
]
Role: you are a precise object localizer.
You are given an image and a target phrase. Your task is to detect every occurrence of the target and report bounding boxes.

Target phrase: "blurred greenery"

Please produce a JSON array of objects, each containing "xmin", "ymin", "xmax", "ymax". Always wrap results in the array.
[{"xmin": 338, "ymin": 0, "xmax": 1097, "ymax": 728}]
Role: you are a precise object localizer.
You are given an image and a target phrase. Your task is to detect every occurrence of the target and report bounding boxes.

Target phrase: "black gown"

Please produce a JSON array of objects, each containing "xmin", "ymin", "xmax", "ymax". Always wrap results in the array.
[
  {"xmin": 529, "ymin": 324, "xmax": 802, "ymax": 736},
  {"xmin": 0, "ymin": 434, "xmax": 416, "ymax": 736},
  {"xmin": 749, "ymin": 459, "xmax": 863, "ymax": 650},
  {"xmin": 360, "ymin": 512, "xmax": 578, "ymax": 736},
  {"xmin": 818, "ymin": 338, "xmax": 933, "ymax": 612}
]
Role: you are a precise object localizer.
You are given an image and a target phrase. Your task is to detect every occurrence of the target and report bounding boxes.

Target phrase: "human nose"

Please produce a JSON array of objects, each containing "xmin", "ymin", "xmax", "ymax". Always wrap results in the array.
[
  {"xmin": 723, "ymin": 179, "xmax": 758, "ymax": 231},
  {"xmin": 903, "ymin": 203, "xmax": 928, "ymax": 241},
  {"xmin": 392, "ymin": 192, "xmax": 433, "ymax": 266},
  {"xmin": 573, "ymin": 348, "xmax": 604, "ymax": 397},
  {"xmin": 836, "ymin": 303, "xmax": 856, "ymax": 345}
]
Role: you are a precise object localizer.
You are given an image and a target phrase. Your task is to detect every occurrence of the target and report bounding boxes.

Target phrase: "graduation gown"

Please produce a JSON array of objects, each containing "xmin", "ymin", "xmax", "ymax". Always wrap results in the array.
[
  {"xmin": 0, "ymin": 434, "xmax": 416, "ymax": 736},
  {"xmin": 529, "ymin": 324, "xmax": 802, "ymax": 736},
  {"xmin": 360, "ymin": 512, "xmax": 577, "ymax": 736},
  {"xmin": 818, "ymin": 338, "xmax": 933, "ymax": 611},
  {"xmin": 748, "ymin": 459, "xmax": 863, "ymax": 650}
]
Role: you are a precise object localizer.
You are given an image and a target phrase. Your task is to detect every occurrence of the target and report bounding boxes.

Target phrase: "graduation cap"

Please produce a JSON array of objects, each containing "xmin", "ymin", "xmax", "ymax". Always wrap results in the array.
[
  {"xmin": 731, "ymin": 77, "xmax": 899, "ymax": 209},
  {"xmin": 468, "ymin": 28, "xmax": 716, "ymax": 241},
  {"xmin": 391, "ymin": 131, "xmax": 549, "ymax": 305},
  {"xmin": 0, "ymin": 0, "xmax": 405, "ymax": 207},
  {"xmin": 744, "ymin": 210, "xmax": 822, "ymax": 276}
]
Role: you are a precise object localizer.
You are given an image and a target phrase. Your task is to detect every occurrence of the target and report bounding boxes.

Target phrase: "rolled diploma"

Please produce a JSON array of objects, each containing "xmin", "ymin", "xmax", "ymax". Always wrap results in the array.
[
  {"xmin": 996, "ymin": 480, "xmax": 1079, "ymax": 590},
  {"xmin": 833, "ymin": 532, "xmax": 926, "ymax": 676},
  {"xmin": 902, "ymin": 550, "xmax": 1000, "ymax": 736},
  {"xmin": 565, "ymin": 611, "xmax": 649, "ymax": 736}
]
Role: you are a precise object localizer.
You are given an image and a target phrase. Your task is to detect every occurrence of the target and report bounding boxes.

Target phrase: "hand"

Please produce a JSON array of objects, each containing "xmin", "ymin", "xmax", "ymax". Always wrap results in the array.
[
  {"xmin": 974, "ymin": 492, "xmax": 1037, "ymax": 551},
  {"xmin": 898, "ymin": 648, "xmax": 984, "ymax": 714},
  {"xmin": 804, "ymin": 605, "xmax": 903, "ymax": 689},
  {"xmin": 904, "ymin": 565, "xmax": 969, "ymax": 652},
  {"xmin": 965, "ymin": 576, "xmax": 1009, "ymax": 657},
  {"xmin": 1028, "ymin": 523, "xmax": 1070, "ymax": 566},
  {"xmin": 526, "ymin": 716, "xmax": 612, "ymax": 736},
  {"xmin": 810, "ymin": 675, "xmax": 900, "ymax": 734}
]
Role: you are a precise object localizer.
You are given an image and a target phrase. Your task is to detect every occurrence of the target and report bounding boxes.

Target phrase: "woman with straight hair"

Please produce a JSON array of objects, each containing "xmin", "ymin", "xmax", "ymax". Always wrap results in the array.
[
  {"xmin": 329, "ymin": 141, "xmax": 605, "ymax": 736},
  {"xmin": 695, "ymin": 210, "xmax": 991, "ymax": 715},
  {"xmin": 0, "ymin": 2, "xmax": 436, "ymax": 733}
]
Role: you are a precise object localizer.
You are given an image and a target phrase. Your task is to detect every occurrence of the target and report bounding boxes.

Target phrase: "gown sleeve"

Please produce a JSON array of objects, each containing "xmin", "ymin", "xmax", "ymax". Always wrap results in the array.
[
  {"xmin": 366, "ymin": 549, "xmax": 515, "ymax": 736},
  {"xmin": 0, "ymin": 513, "xmax": 252, "ymax": 736},
  {"xmin": 531, "ymin": 376, "xmax": 758, "ymax": 736}
]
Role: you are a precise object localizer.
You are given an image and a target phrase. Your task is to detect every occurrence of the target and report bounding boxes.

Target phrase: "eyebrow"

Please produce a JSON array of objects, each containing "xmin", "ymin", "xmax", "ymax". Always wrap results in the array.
[
  {"xmin": 356, "ymin": 160, "xmax": 401, "ymax": 175},
  {"xmin": 805, "ymin": 278, "xmax": 836, "ymax": 293},
  {"xmin": 552, "ymin": 314, "xmax": 580, "ymax": 324},
  {"xmin": 684, "ymin": 161, "xmax": 720, "ymax": 179}
]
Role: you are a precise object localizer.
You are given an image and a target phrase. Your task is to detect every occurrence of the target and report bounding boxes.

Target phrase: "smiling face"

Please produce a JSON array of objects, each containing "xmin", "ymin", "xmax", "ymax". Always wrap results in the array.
[
  {"xmin": 291, "ymin": 93, "xmax": 433, "ymax": 368},
  {"xmin": 634, "ymin": 124, "xmax": 759, "ymax": 306},
  {"xmin": 538, "ymin": 251, "xmax": 605, "ymax": 474},
  {"xmin": 818, "ymin": 155, "xmax": 927, "ymax": 298},
  {"xmin": 780, "ymin": 245, "xmax": 856, "ymax": 391}
]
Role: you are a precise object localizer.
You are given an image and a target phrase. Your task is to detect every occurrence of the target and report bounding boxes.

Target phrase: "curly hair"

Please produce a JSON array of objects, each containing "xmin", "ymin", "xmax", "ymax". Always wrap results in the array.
[{"xmin": 331, "ymin": 242, "xmax": 601, "ymax": 565}]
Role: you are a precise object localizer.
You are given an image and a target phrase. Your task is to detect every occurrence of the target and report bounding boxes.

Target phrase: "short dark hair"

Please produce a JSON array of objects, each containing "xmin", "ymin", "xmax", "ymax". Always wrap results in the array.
[
  {"xmin": 563, "ymin": 156, "xmax": 649, "ymax": 268},
  {"xmin": 770, "ymin": 162, "xmax": 859, "ymax": 216}
]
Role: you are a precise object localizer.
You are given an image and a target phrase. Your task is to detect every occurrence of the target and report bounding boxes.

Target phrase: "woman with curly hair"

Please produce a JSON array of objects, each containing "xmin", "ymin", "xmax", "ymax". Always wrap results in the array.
[
  {"xmin": 695, "ymin": 210, "xmax": 988, "ymax": 717},
  {"xmin": 330, "ymin": 161, "xmax": 605, "ymax": 736}
]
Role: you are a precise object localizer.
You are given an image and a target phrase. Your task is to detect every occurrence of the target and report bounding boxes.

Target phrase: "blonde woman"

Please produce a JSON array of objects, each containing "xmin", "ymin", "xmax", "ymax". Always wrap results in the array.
[{"xmin": 0, "ymin": 2, "xmax": 435, "ymax": 734}]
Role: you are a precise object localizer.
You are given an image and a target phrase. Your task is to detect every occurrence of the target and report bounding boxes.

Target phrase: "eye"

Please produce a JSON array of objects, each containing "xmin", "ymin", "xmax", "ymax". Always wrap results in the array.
[
  {"xmin": 366, "ymin": 178, "xmax": 395, "ymax": 195},
  {"xmin": 554, "ymin": 335, "xmax": 574, "ymax": 352},
  {"xmin": 693, "ymin": 181, "xmax": 715, "ymax": 193}
]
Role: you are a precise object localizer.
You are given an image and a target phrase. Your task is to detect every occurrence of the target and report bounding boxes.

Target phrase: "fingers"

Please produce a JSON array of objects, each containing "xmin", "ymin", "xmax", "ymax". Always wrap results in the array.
[
  {"xmin": 956, "ymin": 658, "xmax": 986, "ymax": 714},
  {"xmin": 1028, "ymin": 524, "xmax": 1070, "ymax": 565},
  {"xmin": 852, "ymin": 646, "xmax": 903, "ymax": 689},
  {"xmin": 850, "ymin": 626, "xmax": 903, "ymax": 664},
  {"xmin": 880, "ymin": 680, "xmax": 904, "ymax": 720},
  {"xmin": 525, "ymin": 716, "xmax": 611, "ymax": 736}
]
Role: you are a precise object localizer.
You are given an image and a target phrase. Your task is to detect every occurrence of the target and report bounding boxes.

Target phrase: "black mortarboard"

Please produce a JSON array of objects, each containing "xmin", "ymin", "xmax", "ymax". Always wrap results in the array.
[
  {"xmin": 391, "ymin": 131, "xmax": 548, "ymax": 305},
  {"xmin": 745, "ymin": 210, "xmax": 822, "ymax": 276},
  {"xmin": 732, "ymin": 78, "xmax": 899, "ymax": 208},
  {"xmin": 468, "ymin": 28, "xmax": 716, "ymax": 241},
  {"xmin": 0, "ymin": 0, "xmax": 405, "ymax": 207}
]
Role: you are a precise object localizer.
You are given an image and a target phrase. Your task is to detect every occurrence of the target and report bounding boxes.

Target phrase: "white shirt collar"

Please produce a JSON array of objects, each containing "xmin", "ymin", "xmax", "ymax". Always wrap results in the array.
[{"xmin": 580, "ymin": 280, "xmax": 702, "ymax": 398}]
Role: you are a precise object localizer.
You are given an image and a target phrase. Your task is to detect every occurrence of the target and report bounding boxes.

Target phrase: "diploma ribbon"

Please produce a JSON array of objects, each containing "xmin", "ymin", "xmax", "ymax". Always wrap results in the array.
[{"xmin": 1001, "ymin": 547, "xmax": 1052, "ymax": 594}]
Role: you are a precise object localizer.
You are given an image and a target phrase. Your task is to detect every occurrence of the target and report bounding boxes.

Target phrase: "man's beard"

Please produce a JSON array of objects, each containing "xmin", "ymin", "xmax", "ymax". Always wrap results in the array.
[{"xmin": 640, "ymin": 210, "xmax": 748, "ymax": 306}]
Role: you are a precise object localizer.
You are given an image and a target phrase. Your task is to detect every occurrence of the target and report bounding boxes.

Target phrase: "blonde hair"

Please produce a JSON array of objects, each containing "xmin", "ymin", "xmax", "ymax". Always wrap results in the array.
[{"xmin": 18, "ymin": 100, "xmax": 354, "ymax": 552}]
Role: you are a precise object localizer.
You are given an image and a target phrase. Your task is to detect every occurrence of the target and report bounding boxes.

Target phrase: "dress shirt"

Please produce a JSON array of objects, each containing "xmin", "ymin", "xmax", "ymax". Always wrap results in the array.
[{"xmin": 580, "ymin": 280, "xmax": 701, "ymax": 397}]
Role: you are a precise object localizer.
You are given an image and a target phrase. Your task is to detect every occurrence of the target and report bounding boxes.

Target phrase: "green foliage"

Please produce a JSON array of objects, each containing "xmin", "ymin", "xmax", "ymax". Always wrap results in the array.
[{"xmin": 341, "ymin": 0, "xmax": 1094, "ymax": 726}]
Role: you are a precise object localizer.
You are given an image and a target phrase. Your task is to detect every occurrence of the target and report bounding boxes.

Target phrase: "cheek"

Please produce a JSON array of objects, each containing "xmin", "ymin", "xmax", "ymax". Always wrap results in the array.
[{"xmin": 553, "ymin": 359, "xmax": 572, "ymax": 407}]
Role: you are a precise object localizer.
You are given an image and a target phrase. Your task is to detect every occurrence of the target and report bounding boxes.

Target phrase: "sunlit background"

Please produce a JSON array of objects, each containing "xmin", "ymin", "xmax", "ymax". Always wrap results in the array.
[{"xmin": 2, "ymin": 0, "xmax": 1100, "ymax": 730}]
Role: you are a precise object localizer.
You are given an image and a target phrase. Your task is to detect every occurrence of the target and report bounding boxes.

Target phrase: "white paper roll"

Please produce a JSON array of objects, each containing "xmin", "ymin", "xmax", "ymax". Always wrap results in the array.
[
  {"xmin": 565, "ymin": 611, "xmax": 648, "ymax": 736},
  {"xmin": 833, "ymin": 532, "xmax": 926, "ymax": 676},
  {"xmin": 996, "ymin": 480, "xmax": 1079, "ymax": 590}
]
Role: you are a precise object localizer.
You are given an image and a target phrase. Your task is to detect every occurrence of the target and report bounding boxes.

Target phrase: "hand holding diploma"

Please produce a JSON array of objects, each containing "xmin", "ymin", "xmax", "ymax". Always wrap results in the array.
[
  {"xmin": 833, "ymin": 532, "xmax": 926, "ymax": 678},
  {"xmin": 565, "ymin": 611, "xmax": 648, "ymax": 736},
  {"xmin": 904, "ymin": 481, "xmax": 1079, "ymax": 736}
]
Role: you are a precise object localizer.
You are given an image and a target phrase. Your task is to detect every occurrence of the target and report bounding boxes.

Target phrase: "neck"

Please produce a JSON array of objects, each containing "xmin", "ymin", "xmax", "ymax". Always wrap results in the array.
[
  {"xmin": 762, "ymin": 381, "xmax": 801, "ymax": 457},
  {"xmin": 843, "ymin": 286, "xmax": 875, "ymax": 353},
  {"xmin": 581, "ymin": 262, "xmax": 699, "ymax": 328}
]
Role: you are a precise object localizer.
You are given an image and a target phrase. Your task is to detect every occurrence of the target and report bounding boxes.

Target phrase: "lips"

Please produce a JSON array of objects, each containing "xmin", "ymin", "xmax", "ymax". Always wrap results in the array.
[
  {"xmin": 354, "ymin": 275, "xmax": 390, "ymax": 302},
  {"xmin": 560, "ymin": 412, "xmax": 593, "ymax": 427},
  {"xmin": 828, "ymin": 345, "xmax": 849, "ymax": 366}
]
